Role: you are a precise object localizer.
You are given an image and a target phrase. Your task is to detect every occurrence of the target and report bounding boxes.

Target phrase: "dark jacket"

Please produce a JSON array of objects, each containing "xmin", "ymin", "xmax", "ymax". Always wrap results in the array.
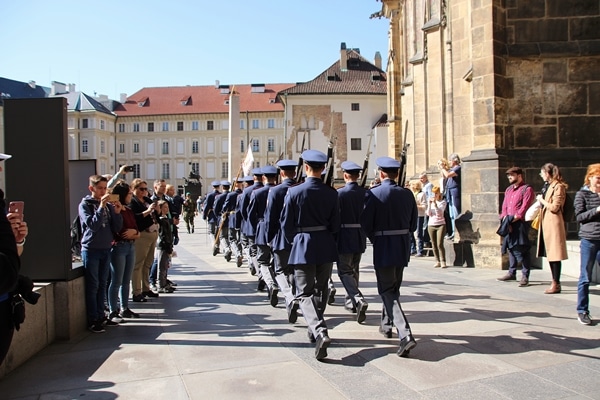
[
  {"xmin": 78, "ymin": 196, "xmax": 123, "ymax": 250},
  {"xmin": 575, "ymin": 189, "xmax": 600, "ymax": 241}
]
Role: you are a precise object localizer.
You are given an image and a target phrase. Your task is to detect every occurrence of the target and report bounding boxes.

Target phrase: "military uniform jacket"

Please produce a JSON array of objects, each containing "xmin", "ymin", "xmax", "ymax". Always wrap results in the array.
[
  {"xmin": 266, "ymin": 178, "xmax": 295, "ymax": 251},
  {"xmin": 361, "ymin": 179, "xmax": 418, "ymax": 269},
  {"xmin": 202, "ymin": 190, "xmax": 220, "ymax": 223},
  {"xmin": 281, "ymin": 177, "xmax": 340, "ymax": 265},
  {"xmin": 337, "ymin": 181, "xmax": 367, "ymax": 254},
  {"xmin": 223, "ymin": 189, "xmax": 242, "ymax": 229},
  {"xmin": 248, "ymin": 183, "xmax": 274, "ymax": 245},
  {"xmin": 241, "ymin": 182, "xmax": 263, "ymax": 236},
  {"xmin": 213, "ymin": 190, "xmax": 229, "ymax": 226}
]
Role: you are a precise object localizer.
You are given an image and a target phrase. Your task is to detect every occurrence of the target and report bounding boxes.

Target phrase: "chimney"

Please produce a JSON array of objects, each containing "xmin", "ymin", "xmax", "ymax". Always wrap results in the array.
[
  {"xmin": 68, "ymin": 83, "xmax": 76, "ymax": 92},
  {"xmin": 215, "ymin": 80, "xmax": 220, "ymax": 88},
  {"xmin": 51, "ymin": 81, "xmax": 67, "ymax": 95},
  {"xmin": 28, "ymin": 80, "xmax": 36, "ymax": 89},
  {"xmin": 374, "ymin": 51, "xmax": 382, "ymax": 69},
  {"xmin": 340, "ymin": 42, "xmax": 347, "ymax": 71},
  {"xmin": 120, "ymin": 93, "xmax": 127, "ymax": 103}
]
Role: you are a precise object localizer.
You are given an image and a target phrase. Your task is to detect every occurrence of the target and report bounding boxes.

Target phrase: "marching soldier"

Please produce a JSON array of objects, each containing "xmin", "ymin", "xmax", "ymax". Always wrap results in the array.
[
  {"xmin": 203, "ymin": 181, "xmax": 221, "ymax": 253},
  {"xmin": 361, "ymin": 157, "xmax": 418, "ymax": 357},
  {"xmin": 181, "ymin": 192, "xmax": 196, "ymax": 234},
  {"xmin": 337, "ymin": 161, "xmax": 368, "ymax": 323},
  {"xmin": 248, "ymin": 166, "xmax": 278, "ymax": 304},
  {"xmin": 213, "ymin": 181, "xmax": 231, "ymax": 260},
  {"xmin": 223, "ymin": 177, "xmax": 245, "ymax": 266},
  {"xmin": 240, "ymin": 168, "xmax": 263, "ymax": 281},
  {"xmin": 266, "ymin": 160, "xmax": 298, "ymax": 322},
  {"xmin": 281, "ymin": 150, "xmax": 340, "ymax": 360}
]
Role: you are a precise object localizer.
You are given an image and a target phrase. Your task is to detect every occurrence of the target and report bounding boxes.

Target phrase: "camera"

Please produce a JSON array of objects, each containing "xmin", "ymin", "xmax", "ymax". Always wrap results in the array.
[{"xmin": 124, "ymin": 166, "xmax": 134, "ymax": 173}]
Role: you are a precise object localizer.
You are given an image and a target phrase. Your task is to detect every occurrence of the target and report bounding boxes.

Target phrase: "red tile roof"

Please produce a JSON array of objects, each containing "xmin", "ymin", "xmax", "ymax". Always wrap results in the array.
[
  {"xmin": 279, "ymin": 50, "xmax": 387, "ymax": 96},
  {"xmin": 115, "ymin": 83, "xmax": 294, "ymax": 117}
]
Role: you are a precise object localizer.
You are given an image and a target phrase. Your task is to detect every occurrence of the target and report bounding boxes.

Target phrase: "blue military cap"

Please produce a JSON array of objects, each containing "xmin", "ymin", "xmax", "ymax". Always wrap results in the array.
[
  {"xmin": 242, "ymin": 175, "xmax": 254, "ymax": 182},
  {"xmin": 261, "ymin": 165, "xmax": 278, "ymax": 175},
  {"xmin": 251, "ymin": 167, "xmax": 263, "ymax": 176},
  {"xmin": 276, "ymin": 159, "xmax": 297, "ymax": 170},
  {"xmin": 341, "ymin": 161, "xmax": 362, "ymax": 172},
  {"xmin": 376, "ymin": 156, "xmax": 401, "ymax": 170},
  {"xmin": 302, "ymin": 149, "xmax": 327, "ymax": 164},
  {"xmin": 220, "ymin": 180, "xmax": 231, "ymax": 186},
  {"xmin": 211, "ymin": 180, "xmax": 221, "ymax": 187}
]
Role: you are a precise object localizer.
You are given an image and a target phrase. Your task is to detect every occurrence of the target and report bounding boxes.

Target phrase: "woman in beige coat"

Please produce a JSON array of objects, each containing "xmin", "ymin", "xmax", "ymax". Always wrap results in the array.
[{"xmin": 536, "ymin": 163, "xmax": 568, "ymax": 294}]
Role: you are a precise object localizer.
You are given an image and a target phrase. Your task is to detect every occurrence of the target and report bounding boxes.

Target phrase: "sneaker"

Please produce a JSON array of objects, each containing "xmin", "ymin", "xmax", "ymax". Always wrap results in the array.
[
  {"xmin": 578, "ymin": 312, "xmax": 592, "ymax": 325},
  {"xmin": 327, "ymin": 287, "xmax": 336, "ymax": 305},
  {"xmin": 166, "ymin": 279, "xmax": 178, "ymax": 287},
  {"xmin": 157, "ymin": 286, "xmax": 174, "ymax": 293},
  {"xmin": 518, "ymin": 277, "xmax": 529, "ymax": 287},
  {"xmin": 150, "ymin": 283, "xmax": 157, "ymax": 292},
  {"xmin": 497, "ymin": 273, "xmax": 516, "ymax": 282},
  {"xmin": 109, "ymin": 311, "xmax": 124, "ymax": 324},
  {"xmin": 132, "ymin": 294, "xmax": 147, "ymax": 302},
  {"xmin": 143, "ymin": 290, "xmax": 159, "ymax": 298},
  {"xmin": 414, "ymin": 253, "xmax": 424, "ymax": 257},
  {"xmin": 89, "ymin": 322, "xmax": 105, "ymax": 333},
  {"xmin": 121, "ymin": 308, "xmax": 140, "ymax": 318}
]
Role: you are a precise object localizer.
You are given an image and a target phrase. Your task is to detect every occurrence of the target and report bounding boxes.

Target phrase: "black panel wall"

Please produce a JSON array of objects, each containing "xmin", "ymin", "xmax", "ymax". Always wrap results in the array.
[{"xmin": 3, "ymin": 97, "xmax": 80, "ymax": 281}]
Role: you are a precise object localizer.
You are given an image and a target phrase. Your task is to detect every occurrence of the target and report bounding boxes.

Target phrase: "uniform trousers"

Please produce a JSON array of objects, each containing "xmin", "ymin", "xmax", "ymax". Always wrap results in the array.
[
  {"xmin": 208, "ymin": 221, "xmax": 217, "ymax": 243},
  {"xmin": 229, "ymin": 229, "xmax": 243, "ymax": 259},
  {"xmin": 219, "ymin": 225, "xmax": 231, "ymax": 255},
  {"xmin": 246, "ymin": 235, "xmax": 260, "ymax": 276},
  {"xmin": 294, "ymin": 263, "xmax": 332, "ymax": 337},
  {"xmin": 132, "ymin": 231, "xmax": 157, "ymax": 296},
  {"xmin": 257, "ymin": 244, "xmax": 276, "ymax": 289},
  {"xmin": 375, "ymin": 266, "xmax": 412, "ymax": 340},
  {"xmin": 337, "ymin": 252, "xmax": 364, "ymax": 308},
  {"xmin": 274, "ymin": 249, "xmax": 295, "ymax": 307}
]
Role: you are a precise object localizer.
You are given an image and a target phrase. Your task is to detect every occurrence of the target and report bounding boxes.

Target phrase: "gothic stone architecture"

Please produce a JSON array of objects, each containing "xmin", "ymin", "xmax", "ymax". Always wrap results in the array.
[{"xmin": 380, "ymin": 0, "xmax": 600, "ymax": 268}]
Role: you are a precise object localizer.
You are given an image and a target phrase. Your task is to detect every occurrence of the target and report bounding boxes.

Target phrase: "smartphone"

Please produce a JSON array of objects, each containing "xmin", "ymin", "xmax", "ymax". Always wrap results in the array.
[
  {"xmin": 124, "ymin": 166, "xmax": 134, "ymax": 172},
  {"xmin": 108, "ymin": 194, "xmax": 120, "ymax": 202},
  {"xmin": 8, "ymin": 201, "xmax": 24, "ymax": 216}
]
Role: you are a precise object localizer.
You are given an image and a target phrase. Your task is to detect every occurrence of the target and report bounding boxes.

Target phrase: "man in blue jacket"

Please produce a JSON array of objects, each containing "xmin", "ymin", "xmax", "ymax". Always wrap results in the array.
[
  {"xmin": 281, "ymin": 150, "xmax": 340, "ymax": 360},
  {"xmin": 203, "ymin": 181, "xmax": 221, "ymax": 255},
  {"xmin": 361, "ymin": 157, "xmax": 418, "ymax": 357},
  {"xmin": 337, "ymin": 161, "xmax": 368, "ymax": 323},
  {"xmin": 79, "ymin": 175, "xmax": 123, "ymax": 333}
]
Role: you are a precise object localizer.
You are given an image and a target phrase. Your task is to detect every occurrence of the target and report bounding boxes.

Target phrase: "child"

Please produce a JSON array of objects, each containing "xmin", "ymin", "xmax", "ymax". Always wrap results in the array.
[
  {"xmin": 427, "ymin": 185, "xmax": 447, "ymax": 268},
  {"xmin": 156, "ymin": 200, "xmax": 174, "ymax": 293}
]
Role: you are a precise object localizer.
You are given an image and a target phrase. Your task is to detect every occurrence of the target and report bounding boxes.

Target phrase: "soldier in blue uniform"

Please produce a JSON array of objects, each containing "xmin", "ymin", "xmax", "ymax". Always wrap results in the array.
[
  {"xmin": 223, "ymin": 177, "xmax": 244, "ymax": 267},
  {"xmin": 265, "ymin": 160, "xmax": 298, "ymax": 319},
  {"xmin": 203, "ymin": 181, "xmax": 221, "ymax": 254},
  {"xmin": 248, "ymin": 166, "xmax": 278, "ymax": 305},
  {"xmin": 281, "ymin": 150, "xmax": 340, "ymax": 360},
  {"xmin": 337, "ymin": 161, "xmax": 368, "ymax": 323},
  {"xmin": 213, "ymin": 181, "xmax": 231, "ymax": 260},
  {"xmin": 360, "ymin": 156, "xmax": 418, "ymax": 358},
  {"xmin": 240, "ymin": 168, "xmax": 263, "ymax": 281}
]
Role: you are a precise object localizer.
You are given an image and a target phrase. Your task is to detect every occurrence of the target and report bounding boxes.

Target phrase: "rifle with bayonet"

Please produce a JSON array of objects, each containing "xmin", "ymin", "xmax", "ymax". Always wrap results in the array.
[
  {"xmin": 295, "ymin": 131, "xmax": 307, "ymax": 182},
  {"xmin": 359, "ymin": 131, "xmax": 374, "ymax": 187},
  {"xmin": 324, "ymin": 112, "xmax": 336, "ymax": 187},
  {"xmin": 398, "ymin": 120, "xmax": 410, "ymax": 186},
  {"xmin": 213, "ymin": 163, "xmax": 243, "ymax": 248}
]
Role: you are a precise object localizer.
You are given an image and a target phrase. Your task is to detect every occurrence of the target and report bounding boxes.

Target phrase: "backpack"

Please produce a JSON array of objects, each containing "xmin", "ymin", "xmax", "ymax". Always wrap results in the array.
[{"xmin": 563, "ymin": 192, "xmax": 575, "ymax": 222}]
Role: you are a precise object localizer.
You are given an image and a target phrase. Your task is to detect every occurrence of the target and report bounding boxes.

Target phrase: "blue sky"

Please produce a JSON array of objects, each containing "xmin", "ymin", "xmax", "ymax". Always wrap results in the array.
[{"xmin": 1, "ymin": 1, "xmax": 389, "ymax": 98}]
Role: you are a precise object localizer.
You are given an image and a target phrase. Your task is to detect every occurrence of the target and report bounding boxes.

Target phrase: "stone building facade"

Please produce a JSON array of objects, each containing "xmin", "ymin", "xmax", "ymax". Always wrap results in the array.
[{"xmin": 380, "ymin": 0, "xmax": 600, "ymax": 268}]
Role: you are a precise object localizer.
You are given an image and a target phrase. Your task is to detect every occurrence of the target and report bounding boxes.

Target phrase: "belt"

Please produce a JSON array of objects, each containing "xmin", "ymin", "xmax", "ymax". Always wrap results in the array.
[
  {"xmin": 297, "ymin": 226, "xmax": 327, "ymax": 233},
  {"xmin": 341, "ymin": 223, "xmax": 362, "ymax": 228},
  {"xmin": 373, "ymin": 229, "xmax": 409, "ymax": 236}
]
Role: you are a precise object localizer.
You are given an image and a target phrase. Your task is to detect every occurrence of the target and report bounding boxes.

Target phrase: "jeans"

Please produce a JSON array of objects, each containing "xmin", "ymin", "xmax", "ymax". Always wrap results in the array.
[
  {"xmin": 447, "ymin": 188, "xmax": 461, "ymax": 236},
  {"xmin": 82, "ymin": 248, "xmax": 111, "ymax": 324},
  {"xmin": 417, "ymin": 216, "xmax": 430, "ymax": 254},
  {"xmin": 508, "ymin": 245, "xmax": 531, "ymax": 278},
  {"xmin": 109, "ymin": 241, "xmax": 135, "ymax": 313},
  {"xmin": 577, "ymin": 239, "xmax": 600, "ymax": 314}
]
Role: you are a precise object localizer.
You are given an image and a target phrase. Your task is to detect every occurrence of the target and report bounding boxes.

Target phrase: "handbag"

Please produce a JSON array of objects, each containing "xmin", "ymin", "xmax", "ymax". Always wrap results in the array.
[
  {"xmin": 525, "ymin": 200, "xmax": 541, "ymax": 222},
  {"xmin": 531, "ymin": 214, "xmax": 541, "ymax": 230}
]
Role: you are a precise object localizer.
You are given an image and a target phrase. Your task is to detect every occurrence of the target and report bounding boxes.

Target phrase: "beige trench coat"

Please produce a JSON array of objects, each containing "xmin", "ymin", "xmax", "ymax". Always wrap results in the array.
[{"xmin": 536, "ymin": 181, "xmax": 568, "ymax": 261}]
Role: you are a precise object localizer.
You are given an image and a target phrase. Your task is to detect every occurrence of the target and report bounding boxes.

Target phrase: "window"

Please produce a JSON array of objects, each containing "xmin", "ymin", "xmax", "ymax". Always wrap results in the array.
[
  {"xmin": 221, "ymin": 162, "xmax": 229, "ymax": 178},
  {"xmin": 252, "ymin": 138, "xmax": 259, "ymax": 152},
  {"xmin": 241, "ymin": 139, "xmax": 245, "ymax": 153},
  {"xmin": 162, "ymin": 122, "xmax": 169, "ymax": 131},
  {"xmin": 132, "ymin": 163, "xmax": 140, "ymax": 179},
  {"xmin": 133, "ymin": 142, "xmax": 140, "ymax": 153},
  {"xmin": 253, "ymin": 161, "xmax": 260, "ymax": 168},
  {"xmin": 207, "ymin": 121, "xmax": 214, "ymax": 130},
  {"xmin": 190, "ymin": 162, "xmax": 199, "ymax": 174},
  {"xmin": 222, "ymin": 139, "xmax": 229, "ymax": 154},
  {"xmin": 133, "ymin": 123, "xmax": 140, "ymax": 132},
  {"xmin": 119, "ymin": 143, "xmax": 125, "ymax": 153},
  {"xmin": 82, "ymin": 119, "xmax": 89, "ymax": 129},
  {"xmin": 351, "ymin": 103, "xmax": 360, "ymax": 111},
  {"xmin": 268, "ymin": 138, "xmax": 275, "ymax": 152},
  {"xmin": 162, "ymin": 163, "xmax": 170, "ymax": 179},
  {"xmin": 192, "ymin": 140, "xmax": 199, "ymax": 154},
  {"xmin": 68, "ymin": 118, "xmax": 75, "ymax": 129},
  {"xmin": 82, "ymin": 139, "xmax": 88, "ymax": 153},
  {"xmin": 148, "ymin": 122, "xmax": 154, "ymax": 132},
  {"xmin": 100, "ymin": 120, "xmax": 105, "ymax": 130},
  {"xmin": 162, "ymin": 141, "xmax": 169, "ymax": 154},
  {"xmin": 177, "ymin": 121, "xmax": 184, "ymax": 131},
  {"xmin": 192, "ymin": 121, "xmax": 199, "ymax": 130},
  {"xmin": 100, "ymin": 140, "xmax": 105, "ymax": 154},
  {"xmin": 252, "ymin": 119, "xmax": 259, "ymax": 129},
  {"xmin": 267, "ymin": 119, "xmax": 275, "ymax": 129},
  {"xmin": 118, "ymin": 123, "xmax": 125, "ymax": 132},
  {"xmin": 240, "ymin": 119, "xmax": 245, "ymax": 129},
  {"xmin": 350, "ymin": 138, "xmax": 362, "ymax": 150}
]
